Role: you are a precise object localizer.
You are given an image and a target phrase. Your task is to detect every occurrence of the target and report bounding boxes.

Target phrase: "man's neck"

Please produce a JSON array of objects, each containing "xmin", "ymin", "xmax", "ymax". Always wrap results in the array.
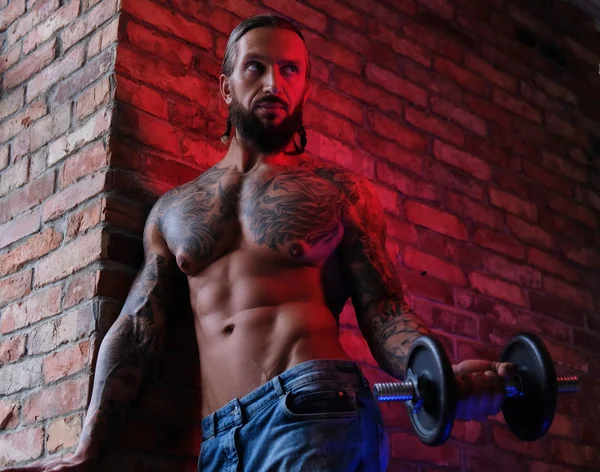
[{"xmin": 224, "ymin": 134, "xmax": 298, "ymax": 173}]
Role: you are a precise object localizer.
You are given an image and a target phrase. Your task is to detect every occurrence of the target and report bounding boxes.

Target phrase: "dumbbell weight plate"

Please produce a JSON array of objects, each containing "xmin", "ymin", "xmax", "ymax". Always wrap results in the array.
[
  {"xmin": 406, "ymin": 336, "xmax": 457, "ymax": 446},
  {"xmin": 500, "ymin": 333, "xmax": 558, "ymax": 441}
]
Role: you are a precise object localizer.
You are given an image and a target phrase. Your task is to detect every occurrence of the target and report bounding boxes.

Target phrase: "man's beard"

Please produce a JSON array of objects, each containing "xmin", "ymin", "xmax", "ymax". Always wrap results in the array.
[{"xmin": 229, "ymin": 95, "xmax": 303, "ymax": 154}]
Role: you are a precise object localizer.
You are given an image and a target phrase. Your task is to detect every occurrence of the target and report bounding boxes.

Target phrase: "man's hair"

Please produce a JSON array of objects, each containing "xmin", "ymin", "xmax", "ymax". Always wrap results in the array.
[
  {"xmin": 221, "ymin": 14, "xmax": 310, "ymax": 78},
  {"xmin": 220, "ymin": 14, "xmax": 309, "ymax": 153}
]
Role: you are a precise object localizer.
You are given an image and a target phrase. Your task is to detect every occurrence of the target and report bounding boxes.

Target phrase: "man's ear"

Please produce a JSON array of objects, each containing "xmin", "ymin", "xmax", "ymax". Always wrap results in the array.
[
  {"xmin": 220, "ymin": 74, "xmax": 233, "ymax": 105},
  {"xmin": 302, "ymin": 81, "xmax": 312, "ymax": 106}
]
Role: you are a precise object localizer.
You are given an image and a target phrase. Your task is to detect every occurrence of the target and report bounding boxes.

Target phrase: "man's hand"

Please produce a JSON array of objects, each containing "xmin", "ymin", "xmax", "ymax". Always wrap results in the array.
[
  {"xmin": 1, "ymin": 452, "xmax": 92, "ymax": 472},
  {"xmin": 453, "ymin": 360, "xmax": 518, "ymax": 421}
]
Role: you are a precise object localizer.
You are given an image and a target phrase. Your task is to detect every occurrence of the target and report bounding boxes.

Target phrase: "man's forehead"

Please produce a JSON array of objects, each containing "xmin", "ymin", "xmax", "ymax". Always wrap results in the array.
[{"xmin": 236, "ymin": 27, "xmax": 308, "ymax": 63}]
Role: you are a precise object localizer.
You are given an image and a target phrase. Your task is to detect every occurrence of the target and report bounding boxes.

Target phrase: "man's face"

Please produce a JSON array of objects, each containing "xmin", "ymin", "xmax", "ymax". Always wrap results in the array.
[{"xmin": 220, "ymin": 27, "xmax": 310, "ymax": 153}]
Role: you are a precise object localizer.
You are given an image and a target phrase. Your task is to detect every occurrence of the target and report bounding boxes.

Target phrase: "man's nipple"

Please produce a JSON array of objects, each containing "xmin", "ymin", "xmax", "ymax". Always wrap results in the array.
[{"xmin": 223, "ymin": 324, "xmax": 235, "ymax": 335}]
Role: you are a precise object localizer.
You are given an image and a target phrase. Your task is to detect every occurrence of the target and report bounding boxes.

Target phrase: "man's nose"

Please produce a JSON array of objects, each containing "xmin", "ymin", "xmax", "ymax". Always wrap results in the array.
[{"xmin": 263, "ymin": 66, "xmax": 281, "ymax": 95}]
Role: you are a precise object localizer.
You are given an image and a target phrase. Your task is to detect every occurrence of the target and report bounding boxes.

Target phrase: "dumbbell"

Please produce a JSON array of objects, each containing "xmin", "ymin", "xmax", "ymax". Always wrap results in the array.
[{"xmin": 372, "ymin": 333, "xmax": 579, "ymax": 446}]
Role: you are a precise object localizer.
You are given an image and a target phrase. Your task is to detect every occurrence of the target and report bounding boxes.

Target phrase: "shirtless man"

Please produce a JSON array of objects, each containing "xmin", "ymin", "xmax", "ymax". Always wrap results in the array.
[{"xmin": 5, "ymin": 14, "xmax": 514, "ymax": 472}]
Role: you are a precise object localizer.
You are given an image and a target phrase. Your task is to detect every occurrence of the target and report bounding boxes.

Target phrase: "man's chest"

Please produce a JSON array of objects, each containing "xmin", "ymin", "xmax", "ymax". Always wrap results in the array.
[{"xmin": 159, "ymin": 164, "xmax": 360, "ymax": 276}]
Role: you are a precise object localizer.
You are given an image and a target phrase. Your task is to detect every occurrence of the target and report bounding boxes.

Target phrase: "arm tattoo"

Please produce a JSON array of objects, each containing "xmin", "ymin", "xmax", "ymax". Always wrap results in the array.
[
  {"xmin": 342, "ymin": 178, "xmax": 431, "ymax": 380},
  {"xmin": 77, "ymin": 252, "xmax": 174, "ymax": 458}
]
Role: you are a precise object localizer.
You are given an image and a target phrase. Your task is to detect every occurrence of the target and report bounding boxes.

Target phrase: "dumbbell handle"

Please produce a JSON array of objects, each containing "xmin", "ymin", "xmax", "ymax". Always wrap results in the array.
[{"xmin": 373, "ymin": 375, "xmax": 579, "ymax": 402}]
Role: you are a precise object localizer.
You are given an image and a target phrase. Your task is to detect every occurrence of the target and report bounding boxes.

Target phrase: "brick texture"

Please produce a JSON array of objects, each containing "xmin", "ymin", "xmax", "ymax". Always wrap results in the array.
[{"xmin": 1, "ymin": 0, "xmax": 599, "ymax": 470}]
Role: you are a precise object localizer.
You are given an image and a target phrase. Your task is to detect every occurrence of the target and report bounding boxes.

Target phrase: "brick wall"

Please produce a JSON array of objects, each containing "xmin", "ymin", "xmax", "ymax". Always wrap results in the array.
[{"xmin": 1, "ymin": 0, "xmax": 599, "ymax": 470}]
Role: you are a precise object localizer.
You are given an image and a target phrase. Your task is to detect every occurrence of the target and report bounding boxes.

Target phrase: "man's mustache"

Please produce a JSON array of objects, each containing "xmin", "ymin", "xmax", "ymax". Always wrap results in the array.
[{"xmin": 253, "ymin": 97, "xmax": 288, "ymax": 111}]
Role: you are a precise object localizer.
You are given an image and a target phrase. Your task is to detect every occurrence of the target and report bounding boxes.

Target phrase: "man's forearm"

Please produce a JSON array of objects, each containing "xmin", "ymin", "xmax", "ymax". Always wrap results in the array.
[{"xmin": 361, "ymin": 299, "xmax": 432, "ymax": 381}]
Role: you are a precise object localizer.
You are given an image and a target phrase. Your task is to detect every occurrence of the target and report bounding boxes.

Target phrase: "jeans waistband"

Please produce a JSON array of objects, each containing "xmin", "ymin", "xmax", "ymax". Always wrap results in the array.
[{"xmin": 200, "ymin": 359, "xmax": 369, "ymax": 440}]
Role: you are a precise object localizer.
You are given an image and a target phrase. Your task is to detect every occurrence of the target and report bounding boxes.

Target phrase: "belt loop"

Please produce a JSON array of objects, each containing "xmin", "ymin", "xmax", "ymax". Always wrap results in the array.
[{"xmin": 270, "ymin": 375, "xmax": 285, "ymax": 397}]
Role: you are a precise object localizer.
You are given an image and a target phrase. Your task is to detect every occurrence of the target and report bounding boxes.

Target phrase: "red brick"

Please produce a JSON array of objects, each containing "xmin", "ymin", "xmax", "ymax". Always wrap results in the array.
[
  {"xmin": 304, "ymin": 103, "xmax": 356, "ymax": 145},
  {"xmin": 529, "ymin": 291, "xmax": 585, "ymax": 327},
  {"xmin": 366, "ymin": 20, "xmax": 430, "ymax": 67},
  {"xmin": 483, "ymin": 253, "xmax": 542, "ymax": 289},
  {"xmin": 549, "ymin": 438, "xmax": 600, "ymax": 468},
  {"xmin": 126, "ymin": 21, "xmax": 194, "ymax": 69},
  {"xmin": 373, "ymin": 182, "xmax": 399, "ymax": 214},
  {"xmin": 48, "ymin": 106, "xmax": 111, "ymax": 165},
  {"xmin": 0, "ymin": 227, "xmax": 62, "ymax": 277},
  {"xmin": 406, "ymin": 108, "xmax": 464, "ymax": 146},
  {"xmin": 60, "ymin": 0, "xmax": 117, "ymax": 50},
  {"xmin": 561, "ymin": 244, "xmax": 600, "ymax": 269},
  {"xmin": 366, "ymin": 63, "xmax": 428, "ymax": 107},
  {"xmin": 64, "ymin": 270, "xmax": 99, "ymax": 308},
  {"xmin": 0, "ymin": 398, "xmax": 20, "ymax": 430},
  {"xmin": 46, "ymin": 413, "xmax": 83, "ymax": 453},
  {"xmin": 400, "ymin": 16, "xmax": 464, "ymax": 62},
  {"xmin": 399, "ymin": 58, "xmax": 463, "ymax": 103},
  {"xmin": 564, "ymin": 37, "xmax": 600, "ymax": 66},
  {"xmin": 489, "ymin": 188, "xmax": 537, "ymax": 222},
  {"xmin": 263, "ymin": 0, "xmax": 327, "ymax": 32},
  {"xmin": 0, "ymin": 155, "xmax": 29, "ymax": 196},
  {"xmin": 0, "ymin": 0, "xmax": 25, "ymax": 32},
  {"xmin": 66, "ymin": 199, "xmax": 104, "ymax": 238},
  {"xmin": 480, "ymin": 43, "xmax": 532, "ymax": 80},
  {"xmin": 464, "ymin": 53, "xmax": 516, "ymax": 91},
  {"xmin": 339, "ymin": 328, "xmax": 376, "ymax": 365},
  {"xmin": 492, "ymin": 87, "xmax": 542, "ymax": 124},
  {"xmin": 469, "ymin": 272, "xmax": 526, "ymax": 306},
  {"xmin": 0, "ymin": 146, "xmax": 8, "ymax": 170},
  {"xmin": 403, "ymin": 247, "xmax": 467, "ymax": 286},
  {"xmin": 366, "ymin": 111, "xmax": 428, "ymax": 154},
  {"xmin": 465, "ymin": 448, "xmax": 527, "ymax": 472},
  {"xmin": 405, "ymin": 201, "xmax": 468, "ymax": 241},
  {"xmin": 540, "ymin": 210, "xmax": 594, "ymax": 246},
  {"xmin": 87, "ymin": 15, "xmax": 119, "ymax": 58},
  {"xmin": 522, "ymin": 161, "xmax": 572, "ymax": 196},
  {"xmin": 59, "ymin": 142, "xmax": 108, "ymax": 189},
  {"xmin": 0, "ymin": 269, "xmax": 32, "ymax": 306},
  {"xmin": 390, "ymin": 431, "xmax": 460, "ymax": 466},
  {"xmin": 344, "ymin": 0, "xmax": 406, "ymax": 28},
  {"xmin": 0, "ymin": 285, "xmax": 61, "ymax": 334},
  {"xmin": 303, "ymin": 30, "xmax": 361, "ymax": 74},
  {"xmin": 433, "ymin": 140, "xmax": 490, "ymax": 180},
  {"xmin": 542, "ymin": 151, "xmax": 587, "ymax": 184},
  {"xmin": 309, "ymin": 83, "xmax": 363, "ymax": 124},
  {"xmin": 42, "ymin": 171, "xmax": 108, "ymax": 222},
  {"xmin": 6, "ymin": 0, "xmax": 58, "ymax": 44},
  {"xmin": 431, "ymin": 96, "xmax": 486, "ymax": 136},
  {"xmin": 419, "ymin": 230, "xmax": 483, "ymax": 270},
  {"xmin": 493, "ymin": 424, "xmax": 545, "ymax": 458},
  {"xmin": 474, "ymin": 227, "xmax": 525, "ymax": 260},
  {"xmin": 27, "ymin": 303, "xmax": 95, "ymax": 355},
  {"xmin": 0, "ymin": 42, "xmax": 22, "ymax": 74},
  {"xmin": 548, "ymin": 194, "xmax": 596, "ymax": 228},
  {"xmin": 306, "ymin": 133, "xmax": 375, "ymax": 180},
  {"xmin": 116, "ymin": 105, "xmax": 179, "ymax": 156},
  {"xmin": 50, "ymin": 47, "xmax": 114, "ymax": 108},
  {"xmin": 357, "ymin": 130, "xmax": 423, "ymax": 175},
  {"xmin": 116, "ymin": 75, "xmax": 168, "ymax": 120},
  {"xmin": 435, "ymin": 57, "xmax": 487, "ymax": 95},
  {"xmin": 424, "ymin": 159, "xmax": 485, "ymax": 201},
  {"xmin": 3, "ymin": 38, "xmax": 56, "ymax": 89},
  {"xmin": 463, "ymin": 93, "xmax": 514, "ymax": 129},
  {"xmin": 0, "ymin": 208, "xmax": 42, "ymax": 249},
  {"xmin": 0, "ymin": 427, "xmax": 43, "ymax": 466},
  {"xmin": 575, "ymin": 186, "xmax": 600, "ymax": 212},
  {"xmin": 519, "ymin": 82, "xmax": 568, "ymax": 115},
  {"xmin": 579, "ymin": 419, "xmax": 600, "ymax": 446},
  {"xmin": 179, "ymin": 136, "xmax": 228, "ymax": 170},
  {"xmin": 543, "ymin": 276, "xmax": 594, "ymax": 311},
  {"xmin": 398, "ymin": 269, "xmax": 454, "ymax": 305},
  {"xmin": 20, "ymin": 102, "xmax": 71, "ymax": 155},
  {"xmin": 34, "ymin": 228, "xmax": 104, "ymax": 287},
  {"xmin": 333, "ymin": 69, "xmax": 403, "ymax": 116},
  {"xmin": 387, "ymin": 218, "xmax": 419, "ymax": 246},
  {"xmin": 0, "ymin": 357, "xmax": 43, "ymax": 395},
  {"xmin": 0, "ymin": 87, "xmax": 24, "ymax": 121},
  {"xmin": 418, "ymin": 0, "xmax": 454, "ymax": 19},
  {"xmin": 447, "ymin": 193, "xmax": 504, "ymax": 230},
  {"xmin": 43, "ymin": 340, "xmax": 90, "ymax": 383},
  {"xmin": 75, "ymin": 77, "xmax": 111, "ymax": 120},
  {"xmin": 376, "ymin": 163, "xmax": 437, "ymax": 201},
  {"xmin": 534, "ymin": 74, "xmax": 577, "ymax": 105},
  {"xmin": 305, "ymin": 0, "xmax": 364, "ymax": 29},
  {"xmin": 0, "ymin": 97, "xmax": 47, "ymax": 143},
  {"xmin": 528, "ymin": 248, "xmax": 579, "ymax": 283},
  {"xmin": 0, "ymin": 334, "xmax": 27, "ymax": 366},
  {"xmin": 23, "ymin": 376, "xmax": 89, "ymax": 424},
  {"xmin": 546, "ymin": 113, "xmax": 587, "ymax": 146},
  {"xmin": 506, "ymin": 215, "xmax": 555, "ymax": 250},
  {"xmin": 22, "ymin": 0, "xmax": 80, "ymax": 54}
]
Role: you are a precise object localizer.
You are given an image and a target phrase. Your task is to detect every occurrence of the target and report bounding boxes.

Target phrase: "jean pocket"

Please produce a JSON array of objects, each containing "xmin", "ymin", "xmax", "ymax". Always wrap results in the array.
[{"xmin": 281, "ymin": 388, "xmax": 359, "ymax": 421}]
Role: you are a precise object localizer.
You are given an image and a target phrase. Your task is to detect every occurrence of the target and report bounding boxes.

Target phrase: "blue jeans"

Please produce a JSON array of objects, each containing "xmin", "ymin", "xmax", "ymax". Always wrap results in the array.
[{"xmin": 199, "ymin": 359, "xmax": 390, "ymax": 471}]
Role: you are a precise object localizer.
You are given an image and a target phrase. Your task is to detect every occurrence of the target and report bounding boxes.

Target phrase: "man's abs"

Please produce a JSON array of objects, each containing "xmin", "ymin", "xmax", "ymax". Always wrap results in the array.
[{"xmin": 188, "ymin": 249, "xmax": 351, "ymax": 417}]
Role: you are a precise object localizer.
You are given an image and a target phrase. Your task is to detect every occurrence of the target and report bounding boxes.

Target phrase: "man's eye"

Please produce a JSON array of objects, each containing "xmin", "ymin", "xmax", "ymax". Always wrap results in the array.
[
  {"xmin": 246, "ymin": 62, "xmax": 263, "ymax": 72},
  {"xmin": 283, "ymin": 64, "xmax": 299, "ymax": 74}
]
